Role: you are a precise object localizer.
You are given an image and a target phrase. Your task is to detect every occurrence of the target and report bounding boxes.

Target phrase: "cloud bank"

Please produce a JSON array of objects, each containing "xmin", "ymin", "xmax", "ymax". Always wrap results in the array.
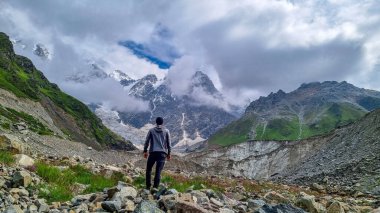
[{"xmin": 0, "ymin": 0, "xmax": 380, "ymax": 109}]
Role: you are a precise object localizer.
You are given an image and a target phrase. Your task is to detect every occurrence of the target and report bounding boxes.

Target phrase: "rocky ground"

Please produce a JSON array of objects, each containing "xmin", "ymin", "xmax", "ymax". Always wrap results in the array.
[
  {"xmin": 2, "ymin": 153, "xmax": 379, "ymax": 213},
  {"xmin": 1, "ymin": 131, "xmax": 380, "ymax": 213},
  {"xmin": 1, "ymin": 120, "xmax": 380, "ymax": 212}
]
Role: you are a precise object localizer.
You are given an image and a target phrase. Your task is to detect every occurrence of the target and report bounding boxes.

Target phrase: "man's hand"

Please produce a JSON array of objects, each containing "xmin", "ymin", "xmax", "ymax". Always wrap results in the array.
[
  {"xmin": 167, "ymin": 154, "xmax": 171, "ymax": 161},
  {"xmin": 143, "ymin": 152, "xmax": 148, "ymax": 159}
]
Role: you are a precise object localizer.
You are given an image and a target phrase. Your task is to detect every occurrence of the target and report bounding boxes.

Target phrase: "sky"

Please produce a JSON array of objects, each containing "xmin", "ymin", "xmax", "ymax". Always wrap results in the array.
[{"xmin": 0, "ymin": 0, "xmax": 380, "ymax": 111}]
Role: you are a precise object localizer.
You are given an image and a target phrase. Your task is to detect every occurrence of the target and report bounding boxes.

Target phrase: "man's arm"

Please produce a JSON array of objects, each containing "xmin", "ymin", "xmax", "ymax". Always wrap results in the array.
[
  {"xmin": 166, "ymin": 130, "xmax": 171, "ymax": 159},
  {"xmin": 143, "ymin": 130, "xmax": 151, "ymax": 158}
]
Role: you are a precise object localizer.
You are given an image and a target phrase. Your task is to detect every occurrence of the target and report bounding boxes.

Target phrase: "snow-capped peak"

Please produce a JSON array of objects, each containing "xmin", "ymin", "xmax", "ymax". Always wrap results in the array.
[{"xmin": 109, "ymin": 70, "xmax": 134, "ymax": 81}]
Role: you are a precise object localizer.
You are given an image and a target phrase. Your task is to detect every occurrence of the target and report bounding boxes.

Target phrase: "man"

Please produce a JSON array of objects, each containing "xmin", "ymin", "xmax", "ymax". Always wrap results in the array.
[{"xmin": 143, "ymin": 117, "xmax": 171, "ymax": 190}]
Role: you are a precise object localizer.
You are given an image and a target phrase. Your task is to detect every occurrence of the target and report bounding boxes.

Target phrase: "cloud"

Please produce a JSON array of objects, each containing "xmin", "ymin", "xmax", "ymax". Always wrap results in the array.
[
  {"xmin": 61, "ymin": 78, "xmax": 149, "ymax": 112},
  {"xmin": 0, "ymin": 0, "xmax": 380, "ymax": 108}
]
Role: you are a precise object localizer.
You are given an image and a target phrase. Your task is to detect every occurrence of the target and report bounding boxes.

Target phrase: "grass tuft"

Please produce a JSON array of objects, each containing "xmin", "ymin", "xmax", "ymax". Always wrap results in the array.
[
  {"xmin": 0, "ymin": 150, "xmax": 14, "ymax": 165},
  {"xmin": 35, "ymin": 162, "xmax": 124, "ymax": 203}
]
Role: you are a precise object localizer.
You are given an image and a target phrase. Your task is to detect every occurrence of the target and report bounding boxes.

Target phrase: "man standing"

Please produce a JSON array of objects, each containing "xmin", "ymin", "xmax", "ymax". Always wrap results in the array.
[{"xmin": 143, "ymin": 117, "xmax": 171, "ymax": 190}]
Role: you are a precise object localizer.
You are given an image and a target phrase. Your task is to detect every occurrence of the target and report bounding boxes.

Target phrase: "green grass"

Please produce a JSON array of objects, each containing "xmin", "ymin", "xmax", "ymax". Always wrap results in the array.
[
  {"xmin": 0, "ymin": 150, "xmax": 14, "ymax": 165},
  {"xmin": 35, "ymin": 162, "xmax": 124, "ymax": 203},
  {"xmin": 133, "ymin": 173, "xmax": 223, "ymax": 193},
  {"xmin": 1, "ymin": 121, "xmax": 10, "ymax": 129},
  {"xmin": 256, "ymin": 117, "xmax": 300, "ymax": 140},
  {"xmin": 210, "ymin": 102, "xmax": 367, "ymax": 146},
  {"xmin": 208, "ymin": 116, "xmax": 255, "ymax": 146},
  {"xmin": 307, "ymin": 103, "xmax": 365, "ymax": 136}
]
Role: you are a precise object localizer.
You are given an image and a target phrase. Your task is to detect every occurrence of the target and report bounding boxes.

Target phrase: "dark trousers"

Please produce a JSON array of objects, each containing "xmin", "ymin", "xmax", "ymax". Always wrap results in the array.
[{"xmin": 146, "ymin": 152, "xmax": 166, "ymax": 189}]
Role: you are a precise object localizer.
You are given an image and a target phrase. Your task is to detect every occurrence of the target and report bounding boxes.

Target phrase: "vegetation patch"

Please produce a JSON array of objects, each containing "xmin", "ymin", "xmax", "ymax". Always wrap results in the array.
[
  {"xmin": 0, "ymin": 105, "xmax": 53, "ymax": 135},
  {"xmin": 35, "ymin": 162, "xmax": 124, "ymax": 203},
  {"xmin": 133, "ymin": 172, "xmax": 224, "ymax": 193},
  {"xmin": 0, "ymin": 150, "xmax": 14, "ymax": 165},
  {"xmin": 208, "ymin": 116, "xmax": 255, "ymax": 146}
]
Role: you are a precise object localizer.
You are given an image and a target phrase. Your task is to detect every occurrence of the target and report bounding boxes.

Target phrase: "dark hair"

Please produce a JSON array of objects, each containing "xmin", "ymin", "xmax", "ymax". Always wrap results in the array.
[{"xmin": 156, "ymin": 117, "xmax": 164, "ymax": 125}]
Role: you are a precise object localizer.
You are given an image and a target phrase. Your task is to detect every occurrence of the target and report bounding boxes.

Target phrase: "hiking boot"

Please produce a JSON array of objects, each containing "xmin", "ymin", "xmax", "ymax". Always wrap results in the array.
[{"xmin": 151, "ymin": 187, "xmax": 159, "ymax": 194}]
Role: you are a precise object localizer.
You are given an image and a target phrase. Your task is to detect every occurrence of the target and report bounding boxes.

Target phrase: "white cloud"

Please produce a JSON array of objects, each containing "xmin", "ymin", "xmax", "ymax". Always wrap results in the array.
[{"xmin": 0, "ymin": 0, "xmax": 380, "ymax": 108}]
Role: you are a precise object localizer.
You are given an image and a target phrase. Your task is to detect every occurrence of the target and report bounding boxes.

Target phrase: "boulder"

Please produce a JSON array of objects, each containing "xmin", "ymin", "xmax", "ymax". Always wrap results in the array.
[
  {"xmin": 210, "ymin": 197, "xmax": 224, "ymax": 207},
  {"xmin": 12, "ymin": 171, "xmax": 32, "ymax": 187},
  {"xmin": 256, "ymin": 204, "xmax": 307, "ymax": 213},
  {"xmin": 133, "ymin": 200, "xmax": 164, "ymax": 213},
  {"xmin": 102, "ymin": 200, "xmax": 122, "ymax": 212},
  {"xmin": 112, "ymin": 186, "xmax": 138, "ymax": 203},
  {"xmin": 14, "ymin": 154, "xmax": 35, "ymax": 167},
  {"xmin": 176, "ymin": 200, "xmax": 208, "ymax": 213},
  {"xmin": 71, "ymin": 193, "xmax": 94, "ymax": 205},
  {"xmin": 327, "ymin": 201, "xmax": 345, "ymax": 213},
  {"xmin": 9, "ymin": 188, "xmax": 29, "ymax": 196},
  {"xmin": 220, "ymin": 208, "xmax": 235, "ymax": 213},
  {"xmin": 248, "ymin": 199, "xmax": 266, "ymax": 209},
  {"xmin": 311, "ymin": 183, "xmax": 325, "ymax": 192},
  {"xmin": 191, "ymin": 191, "xmax": 209, "ymax": 204},
  {"xmin": 36, "ymin": 199, "xmax": 50, "ymax": 213},
  {"xmin": 296, "ymin": 192, "xmax": 326, "ymax": 213},
  {"xmin": 264, "ymin": 191, "xmax": 290, "ymax": 204},
  {"xmin": 4, "ymin": 205, "xmax": 23, "ymax": 213},
  {"xmin": 125, "ymin": 199, "xmax": 135, "ymax": 211}
]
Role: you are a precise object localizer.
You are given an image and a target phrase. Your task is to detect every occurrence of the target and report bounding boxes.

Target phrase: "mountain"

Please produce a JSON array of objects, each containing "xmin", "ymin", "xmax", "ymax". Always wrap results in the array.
[
  {"xmin": 0, "ymin": 32, "xmax": 135, "ymax": 150},
  {"xmin": 183, "ymin": 108, "xmax": 380, "ymax": 195},
  {"xmin": 94, "ymin": 70, "xmax": 237, "ymax": 150},
  {"xmin": 209, "ymin": 81, "xmax": 380, "ymax": 146}
]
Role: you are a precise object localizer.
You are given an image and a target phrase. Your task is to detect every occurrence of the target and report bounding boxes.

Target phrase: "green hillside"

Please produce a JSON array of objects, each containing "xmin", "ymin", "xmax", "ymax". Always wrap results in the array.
[
  {"xmin": 0, "ymin": 32, "xmax": 135, "ymax": 150},
  {"xmin": 209, "ymin": 82, "xmax": 379, "ymax": 147}
]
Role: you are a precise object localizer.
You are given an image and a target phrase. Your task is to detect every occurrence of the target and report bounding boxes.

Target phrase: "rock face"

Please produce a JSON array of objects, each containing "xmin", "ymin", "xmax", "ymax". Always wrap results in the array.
[
  {"xmin": 95, "ymin": 71, "xmax": 237, "ymax": 150},
  {"xmin": 185, "ymin": 138, "xmax": 328, "ymax": 179},
  {"xmin": 185, "ymin": 109, "xmax": 380, "ymax": 192},
  {"xmin": 209, "ymin": 81, "xmax": 380, "ymax": 146}
]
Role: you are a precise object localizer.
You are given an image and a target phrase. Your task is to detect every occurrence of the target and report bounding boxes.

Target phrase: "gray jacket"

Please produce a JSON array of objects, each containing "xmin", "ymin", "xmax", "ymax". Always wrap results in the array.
[{"xmin": 144, "ymin": 126, "xmax": 171, "ymax": 155}]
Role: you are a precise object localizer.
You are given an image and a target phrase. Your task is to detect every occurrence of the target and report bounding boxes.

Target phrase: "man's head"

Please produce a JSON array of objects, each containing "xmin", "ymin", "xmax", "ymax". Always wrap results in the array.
[{"xmin": 156, "ymin": 117, "xmax": 164, "ymax": 125}]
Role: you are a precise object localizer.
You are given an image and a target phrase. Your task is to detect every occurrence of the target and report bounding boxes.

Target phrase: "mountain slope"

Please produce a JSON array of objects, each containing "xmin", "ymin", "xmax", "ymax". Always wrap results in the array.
[
  {"xmin": 209, "ymin": 81, "xmax": 380, "ymax": 146},
  {"xmin": 184, "ymin": 109, "xmax": 380, "ymax": 195},
  {"xmin": 0, "ymin": 32, "xmax": 135, "ymax": 150},
  {"xmin": 94, "ymin": 70, "xmax": 237, "ymax": 149},
  {"xmin": 279, "ymin": 108, "xmax": 380, "ymax": 193}
]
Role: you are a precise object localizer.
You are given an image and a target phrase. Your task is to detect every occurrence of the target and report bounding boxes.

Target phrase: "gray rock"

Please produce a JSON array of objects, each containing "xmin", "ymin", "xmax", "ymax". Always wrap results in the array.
[
  {"xmin": 210, "ymin": 197, "xmax": 224, "ymax": 207},
  {"xmin": 12, "ymin": 171, "xmax": 32, "ymax": 187},
  {"xmin": 133, "ymin": 200, "xmax": 164, "ymax": 213},
  {"xmin": 14, "ymin": 154, "xmax": 35, "ymax": 167},
  {"xmin": 165, "ymin": 188, "xmax": 178, "ymax": 195},
  {"xmin": 4, "ymin": 205, "xmax": 23, "ymax": 213},
  {"xmin": 237, "ymin": 204, "xmax": 248, "ymax": 212},
  {"xmin": 28, "ymin": 204, "xmax": 38, "ymax": 212},
  {"xmin": 256, "ymin": 204, "xmax": 307, "ymax": 213},
  {"xmin": 72, "ymin": 203, "xmax": 88, "ymax": 212},
  {"xmin": 248, "ymin": 199, "xmax": 266, "ymax": 209},
  {"xmin": 102, "ymin": 200, "xmax": 122, "ymax": 212},
  {"xmin": 125, "ymin": 199, "xmax": 135, "ymax": 211},
  {"xmin": 36, "ymin": 199, "xmax": 49, "ymax": 213},
  {"xmin": 71, "ymin": 193, "xmax": 94, "ymax": 205},
  {"xmin": 9, "ymin": 188, "xmax": 29, "ymax": 197},
  {"xmin": 219, "ymin": 208, "xmax": 235, "ymax": 213}
]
